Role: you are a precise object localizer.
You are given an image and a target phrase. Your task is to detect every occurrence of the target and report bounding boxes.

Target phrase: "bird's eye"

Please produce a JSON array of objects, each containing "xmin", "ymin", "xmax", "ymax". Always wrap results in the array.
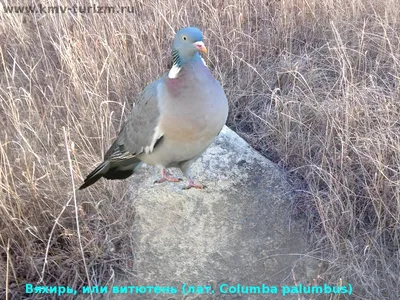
[{"xmin": 182, "ymin": 36, "xmax": 187, "ymax": 41}]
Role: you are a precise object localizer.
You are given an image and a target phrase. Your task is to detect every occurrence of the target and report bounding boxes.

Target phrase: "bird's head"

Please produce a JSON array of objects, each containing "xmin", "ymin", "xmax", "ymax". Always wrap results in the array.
[{"xmin": 172, "ymin": 27, "xmax": 207, "ymax": 65}]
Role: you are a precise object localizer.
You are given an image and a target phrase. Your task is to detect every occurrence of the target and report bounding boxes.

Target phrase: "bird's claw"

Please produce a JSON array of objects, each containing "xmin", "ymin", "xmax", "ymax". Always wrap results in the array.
[
  {"xmin": 154, "ymin": 172, "xmax": 182, "ymax": 184},
  {"xmin": 182, "ymin": 180, "xmax": 205, "ymax": 190}
]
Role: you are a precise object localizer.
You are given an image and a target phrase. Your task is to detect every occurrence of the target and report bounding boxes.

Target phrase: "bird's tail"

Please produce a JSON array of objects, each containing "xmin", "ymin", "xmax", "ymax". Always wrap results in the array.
[
  {"xmin": 79, "ymin": 158, "xmax": 142, "ymax": 190},
  {"xmin": 79, "ymin": 161, "xmax": 111, "ymax": 190}
]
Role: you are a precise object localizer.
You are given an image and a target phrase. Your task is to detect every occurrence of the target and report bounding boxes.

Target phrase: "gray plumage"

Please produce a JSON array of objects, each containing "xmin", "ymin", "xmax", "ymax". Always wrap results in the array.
[{"xmin": 80, "ymin": 27, "xmax": 229, "ymax": 190}]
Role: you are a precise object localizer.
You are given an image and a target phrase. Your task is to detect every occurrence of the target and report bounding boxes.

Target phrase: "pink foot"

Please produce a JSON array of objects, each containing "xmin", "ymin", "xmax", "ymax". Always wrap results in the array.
[
  {"xmin": 154, "ymin": 169, "xmax": 182, "ymax": 184},
  {"xmin": 182, "ymin": 179, "xmax": 205, "ymax": 190}
]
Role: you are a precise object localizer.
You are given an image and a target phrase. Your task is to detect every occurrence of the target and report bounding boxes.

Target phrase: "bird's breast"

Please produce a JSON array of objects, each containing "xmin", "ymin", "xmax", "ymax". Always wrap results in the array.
[
  {"xmin": 157, "ymin": 60, "xmax": 228, "ymax": 142},
  {"xmin": 160, "ymin": 80, "xmax": 227, "ymax": 141}
]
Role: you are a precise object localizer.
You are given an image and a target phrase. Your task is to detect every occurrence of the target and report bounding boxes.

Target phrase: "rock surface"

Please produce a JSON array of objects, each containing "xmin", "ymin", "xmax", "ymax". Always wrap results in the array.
[{"xmin": 113, "ymin": 126, "xmax": 319, "ymax": 299}]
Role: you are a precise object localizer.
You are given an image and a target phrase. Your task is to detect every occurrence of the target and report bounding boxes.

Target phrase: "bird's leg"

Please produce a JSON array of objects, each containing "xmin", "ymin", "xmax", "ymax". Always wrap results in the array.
[
  {"xmin": 154, "ymin": 169, "xmax": 182, "ymax": 184},
  {"xmin": 182, "ymin": 179, "xmax": 204, "ymax": 190},
  {"xmin": 179, "ymin": 161, "xmax": 205, "ymax": 189}
]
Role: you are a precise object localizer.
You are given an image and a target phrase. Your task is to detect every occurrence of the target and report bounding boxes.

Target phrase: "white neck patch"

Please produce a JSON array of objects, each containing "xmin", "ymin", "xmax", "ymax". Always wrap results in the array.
[
  {"xmin": 168, "ymin": 56, "xmax": 208, "ymax": 79},
  {"xmin": 168, "ymin": 64, "xmax": 181, "ymax": 79}
]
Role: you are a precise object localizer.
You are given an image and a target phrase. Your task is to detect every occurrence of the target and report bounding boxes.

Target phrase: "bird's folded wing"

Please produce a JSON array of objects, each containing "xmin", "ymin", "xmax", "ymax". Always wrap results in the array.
[{"xmin": 104, "ymin": 78, "xmax": 164, "ymax": 161}]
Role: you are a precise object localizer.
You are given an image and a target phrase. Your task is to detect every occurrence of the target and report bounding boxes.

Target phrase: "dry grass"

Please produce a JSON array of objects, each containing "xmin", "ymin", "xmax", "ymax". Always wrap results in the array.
[{"xmin": 0, "ymin": 0, "xmax": 399, "ymax": 299}]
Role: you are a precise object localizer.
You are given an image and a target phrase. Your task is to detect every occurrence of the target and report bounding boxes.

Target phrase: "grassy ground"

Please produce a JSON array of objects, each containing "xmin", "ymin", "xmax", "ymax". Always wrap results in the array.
[{"xmin": 1, "ymin": 0, "xmax": 399, "ymax": 299}]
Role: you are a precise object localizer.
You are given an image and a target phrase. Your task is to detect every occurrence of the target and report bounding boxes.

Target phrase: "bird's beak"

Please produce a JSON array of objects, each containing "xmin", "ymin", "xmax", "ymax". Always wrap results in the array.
[{"xmin": 194, "ymin": 41, "xmax": 208, "ymax": 54}]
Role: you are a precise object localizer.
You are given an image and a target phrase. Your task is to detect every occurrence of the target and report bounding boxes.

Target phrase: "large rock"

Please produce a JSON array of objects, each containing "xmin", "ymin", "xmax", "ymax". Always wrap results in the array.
[{"xmin": 114, "ymin": 126, "xmax": 318, "ymax": 299}]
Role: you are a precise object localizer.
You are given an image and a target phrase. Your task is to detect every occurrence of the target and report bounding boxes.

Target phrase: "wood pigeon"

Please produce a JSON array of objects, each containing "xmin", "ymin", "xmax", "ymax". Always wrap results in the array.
[{"xmin": 79, "ymin": 27, "xmax": 229, "ymax": 190}]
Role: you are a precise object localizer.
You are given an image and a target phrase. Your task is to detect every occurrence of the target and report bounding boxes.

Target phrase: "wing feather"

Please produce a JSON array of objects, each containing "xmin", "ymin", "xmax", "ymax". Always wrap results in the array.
[{"xmin": 105, "ymin": 77, "xmax": 164, "ymax": 161}]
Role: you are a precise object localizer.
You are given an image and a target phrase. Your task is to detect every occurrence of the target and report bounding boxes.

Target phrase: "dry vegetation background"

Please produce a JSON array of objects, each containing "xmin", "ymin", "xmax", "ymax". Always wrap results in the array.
[{"xmin": 0, "ymin": 0, "xmax": 399, "ymax": 299}]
